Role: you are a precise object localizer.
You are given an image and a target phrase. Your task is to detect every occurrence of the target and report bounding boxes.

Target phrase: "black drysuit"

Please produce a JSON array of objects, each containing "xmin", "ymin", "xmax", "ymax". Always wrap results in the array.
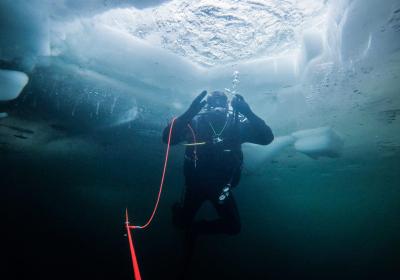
[{"xmin": 162, "ymin": 110, "xmax": 273, "ymax": 235}]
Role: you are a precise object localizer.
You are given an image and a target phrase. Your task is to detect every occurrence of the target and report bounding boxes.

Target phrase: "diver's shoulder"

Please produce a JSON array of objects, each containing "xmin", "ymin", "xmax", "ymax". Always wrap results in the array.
[{"xmin": 192, "ymin": 114, "xmax": 203, "ymax": 122}]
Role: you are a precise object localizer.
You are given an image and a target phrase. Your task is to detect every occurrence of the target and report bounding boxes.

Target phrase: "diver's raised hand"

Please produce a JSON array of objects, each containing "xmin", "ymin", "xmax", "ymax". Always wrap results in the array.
[
  {"xmin": 165, "ymin": 90, "xmax": 207, "ymax": 143},
  {"xmin": 186, "ymin": 90, "xmax": 207, "ymax": 119},
  {"xmin": 231, "ymin": 94, "xmax": 251, "ymax": 116}
]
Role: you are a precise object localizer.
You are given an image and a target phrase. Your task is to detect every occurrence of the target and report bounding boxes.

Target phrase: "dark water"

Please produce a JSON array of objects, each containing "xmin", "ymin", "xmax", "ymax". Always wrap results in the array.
[{"xmin": 2, "ymin": 125, "xmax": 399, "ymax": 280}]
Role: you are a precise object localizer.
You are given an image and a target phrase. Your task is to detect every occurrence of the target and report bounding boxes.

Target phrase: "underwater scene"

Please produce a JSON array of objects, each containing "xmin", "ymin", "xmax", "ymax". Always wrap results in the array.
[{"xmin": 1, "ymin": 0, "xmax": 399, "ymax": 279}]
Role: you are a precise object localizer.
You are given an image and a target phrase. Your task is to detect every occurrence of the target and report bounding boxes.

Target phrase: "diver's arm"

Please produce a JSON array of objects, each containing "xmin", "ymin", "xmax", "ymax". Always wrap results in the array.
[
  {"xmin": 162, "ymin": 113, "xmax": 192, "ymax": 145},
  {"xmin": 241, "ymin": 111, "xmax": 274, "ymax": 145},
  {"xmin": 232, "ymin": 94, "xmax": 274, "ymax": 145},
  {"xmin": 162, "ymin": 90, "xmax": 207, "ymax": 145}
]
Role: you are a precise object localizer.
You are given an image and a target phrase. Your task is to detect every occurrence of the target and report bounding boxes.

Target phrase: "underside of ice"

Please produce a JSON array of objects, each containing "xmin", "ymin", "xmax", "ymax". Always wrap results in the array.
[
  {"xmin": 0, "ymin": 0, "xmax": 49, "ymax": 70},
  {"xmin": 0, "ymin": 0, "xmax": 399, "ymax": 160},
  {"xmin": 243, "ymin": 126, "xmax": 344, "ymax": 171},
  {"xmin": 95, "ymin": 0, "xmax": 327, "ymax": 67}
]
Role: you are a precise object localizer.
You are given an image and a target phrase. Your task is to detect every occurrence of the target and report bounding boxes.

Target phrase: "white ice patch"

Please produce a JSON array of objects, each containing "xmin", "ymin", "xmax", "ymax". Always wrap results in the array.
[
  {"xmin": 292, "ymin": 127, "xmax": 344, "ymax": 159},
  {"xmin": 0, "ymin": 69, "xmax": 29, "ymax": 101}
]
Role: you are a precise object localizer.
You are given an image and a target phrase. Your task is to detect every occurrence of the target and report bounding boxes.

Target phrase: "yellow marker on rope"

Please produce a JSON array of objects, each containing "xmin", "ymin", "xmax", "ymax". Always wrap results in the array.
[{"xmin": 183, "ymin": 142, "xmax": 206, "ymax": 146}]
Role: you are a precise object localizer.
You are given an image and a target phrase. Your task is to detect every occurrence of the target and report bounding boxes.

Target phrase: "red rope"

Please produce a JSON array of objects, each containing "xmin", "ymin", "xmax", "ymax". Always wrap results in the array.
[
  {"xmin": 125, "ymin": 117, "xmax": 177, "ymax": 280},
  {"xmin": 125, "ymin": 210, "xmax": 142, "ymax": 280}
]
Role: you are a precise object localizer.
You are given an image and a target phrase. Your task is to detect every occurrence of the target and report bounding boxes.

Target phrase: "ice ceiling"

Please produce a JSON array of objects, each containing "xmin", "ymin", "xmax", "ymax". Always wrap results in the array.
[
  {"xmin": 96, "ymin": 0, "xmax": 328, "ymax": 66},
  {"xmin": 1, "ymin": 0, "xmax": 400, "ymax": 161}
]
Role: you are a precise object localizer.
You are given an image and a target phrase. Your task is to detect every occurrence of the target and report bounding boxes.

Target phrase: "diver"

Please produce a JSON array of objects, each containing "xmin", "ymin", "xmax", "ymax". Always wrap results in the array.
[{"xmin": 162, "ymin": 90, "xmax": 274, "ymax": 274}]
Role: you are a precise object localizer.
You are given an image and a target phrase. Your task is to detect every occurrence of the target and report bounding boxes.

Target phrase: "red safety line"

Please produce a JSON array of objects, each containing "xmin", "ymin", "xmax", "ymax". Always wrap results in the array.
[
  {"xmin": 125, "ymin": 118, "xmax": 199, "ymax": 280},
  {"xmin": 129, "ymin": 117, "xmax": 177, "ymax": 230},
  {"xmin": 125, "ymin": 117, "xmax": 178, "ymax": 280},
  {"xmin": 125, "ymin": 210, "xmax": 142, "ymax": 280}
]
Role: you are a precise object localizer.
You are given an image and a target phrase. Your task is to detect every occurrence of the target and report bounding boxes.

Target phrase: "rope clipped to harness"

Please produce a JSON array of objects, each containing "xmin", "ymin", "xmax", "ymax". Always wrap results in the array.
[{"xmin": 125, "ymin": 117, "xmax": 196, "ymax": 280}]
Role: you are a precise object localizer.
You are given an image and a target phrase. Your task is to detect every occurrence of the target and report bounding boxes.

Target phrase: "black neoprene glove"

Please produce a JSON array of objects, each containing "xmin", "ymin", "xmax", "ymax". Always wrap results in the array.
[
  {"xmin": 163, "ymin": 90, "xmax": 207, "ymax": 144},
  {"xmin": 231, "ymin": 94, "xmax": 252, "ymax": 116},
  {"xmin": 181, "ymin": 90, "xmax": 207, "ymax": 121}
]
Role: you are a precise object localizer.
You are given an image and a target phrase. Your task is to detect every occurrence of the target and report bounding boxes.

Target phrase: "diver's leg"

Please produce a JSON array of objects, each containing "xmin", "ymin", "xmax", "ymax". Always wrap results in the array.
[
  {"xmin": 172, "ymin": 186, "xmax": 205, "ymax": 279},
  {"xmin": 172, "ymin": 186, "xmax": 204, "ymax": 229},
  {"xmin": 214, "ymin": 192, "xmax": 241, "ymax": 235},
  {"xmin": 194, "ymin": 191, "xmax": 241, "ymax": 235}
]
